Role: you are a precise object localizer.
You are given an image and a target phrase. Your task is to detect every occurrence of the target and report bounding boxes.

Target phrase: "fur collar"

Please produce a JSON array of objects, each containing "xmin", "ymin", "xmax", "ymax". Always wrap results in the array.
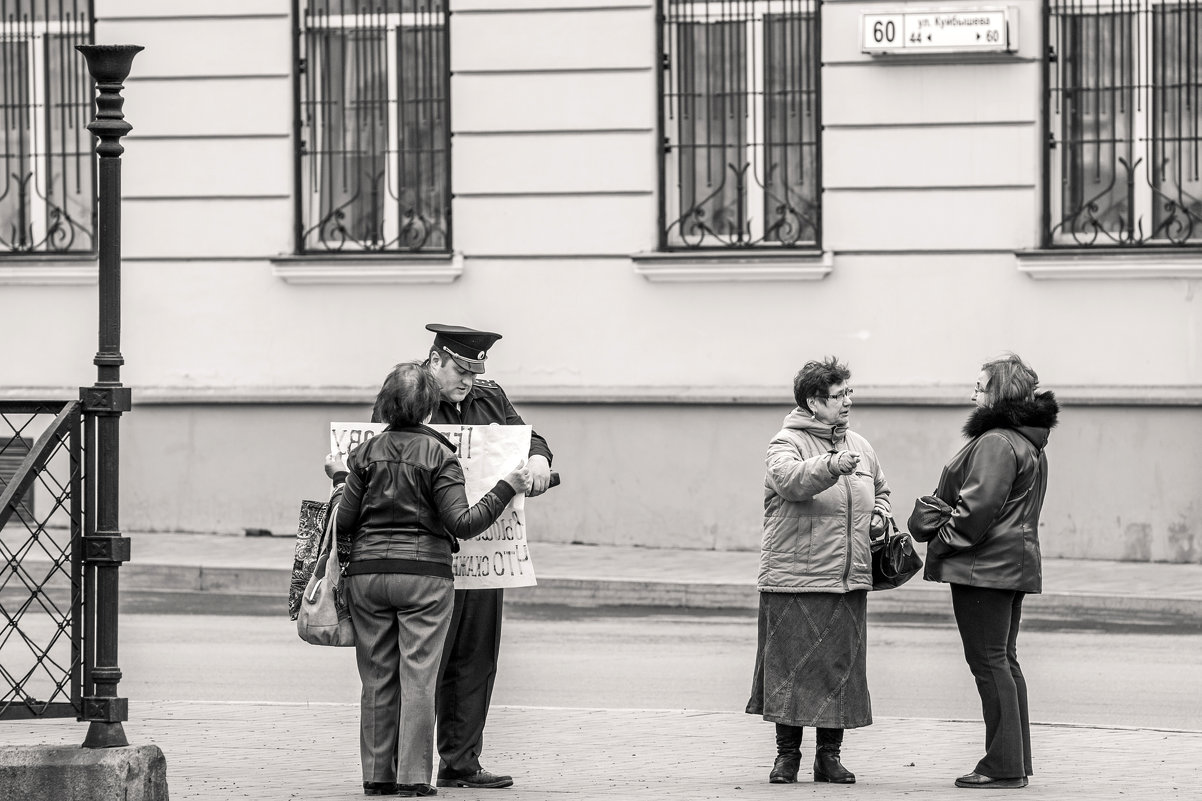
[{"xmin": 963, "ymin": 391, "xmax": 1060, "ymax": 441}]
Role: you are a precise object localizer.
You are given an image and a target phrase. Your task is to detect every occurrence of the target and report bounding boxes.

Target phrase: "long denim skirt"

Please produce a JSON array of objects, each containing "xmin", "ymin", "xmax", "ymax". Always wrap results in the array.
[{"xmin": 745, "ymin": 590, "xmax": 872, "ymax": 729}]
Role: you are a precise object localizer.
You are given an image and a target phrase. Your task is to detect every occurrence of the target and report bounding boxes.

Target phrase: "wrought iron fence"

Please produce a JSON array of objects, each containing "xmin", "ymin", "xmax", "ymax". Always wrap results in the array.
[
  {"xmin": 0, "ymin": 400, "xmax": 86, "ymax": 720},
  {"xmin": 295, "ymin": 0, "xmax": 450, "ymax": 253},
  {"xmin": 0, "ymin": 1, "xmax": 94, "ymax": 255},
  {"xmin": 1046, "ymin": 0, "xmax": 1202, "ymax": 246},
  {"xmin": 659, "ymin": 0, "xmax": 821, "ymax": 249}
]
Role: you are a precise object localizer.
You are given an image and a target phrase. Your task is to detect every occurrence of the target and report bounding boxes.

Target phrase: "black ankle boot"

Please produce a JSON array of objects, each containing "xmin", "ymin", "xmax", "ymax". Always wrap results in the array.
[
  {"xmin": 769, "ymin": 723, "xmax": 803, "ymax": 783},
  {"xmin": 770, "ymin": 753, "xmax": 802, "ymax": 784},
  {"xmin": 813, "ymin": 728, "xmax": 855, "ymax": 784}
]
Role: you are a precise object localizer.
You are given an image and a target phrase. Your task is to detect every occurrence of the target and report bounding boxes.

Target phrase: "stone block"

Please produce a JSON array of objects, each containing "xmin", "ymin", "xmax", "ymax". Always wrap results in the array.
[{"xmin": 0, "ymin": 744, "xmax": 168, "ymax": 801}]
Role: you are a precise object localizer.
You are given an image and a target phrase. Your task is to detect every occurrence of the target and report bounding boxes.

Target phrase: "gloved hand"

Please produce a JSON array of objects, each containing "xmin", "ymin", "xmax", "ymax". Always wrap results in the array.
[{"xmin": 908, "ymin": 495, "xmax": 953, "ymax": 541}]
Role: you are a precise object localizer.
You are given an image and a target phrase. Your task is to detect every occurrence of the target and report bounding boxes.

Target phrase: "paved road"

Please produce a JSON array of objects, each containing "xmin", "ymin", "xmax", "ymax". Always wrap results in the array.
[{"xmin": 107, "ymin": 598, "xmax": 1202, "ymax": 730}]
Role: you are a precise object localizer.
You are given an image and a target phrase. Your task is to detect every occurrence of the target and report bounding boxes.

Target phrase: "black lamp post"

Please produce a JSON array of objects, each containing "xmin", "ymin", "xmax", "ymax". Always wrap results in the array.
[{"xmin": 75, "ymin": 43, "xmax": 142, "ymax": 750}]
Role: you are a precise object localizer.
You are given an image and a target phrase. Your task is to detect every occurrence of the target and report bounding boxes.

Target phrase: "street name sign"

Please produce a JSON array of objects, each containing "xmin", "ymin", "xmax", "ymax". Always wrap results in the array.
[{"xmin": 862, "ymin": 8, "xmax": 1017, "ymax": 54}]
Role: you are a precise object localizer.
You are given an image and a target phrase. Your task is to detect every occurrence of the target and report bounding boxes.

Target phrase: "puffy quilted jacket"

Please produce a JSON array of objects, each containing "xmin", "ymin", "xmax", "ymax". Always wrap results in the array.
[{"xmin": 758, "ymin": 409, "xmax": 891, "ymax": 593}]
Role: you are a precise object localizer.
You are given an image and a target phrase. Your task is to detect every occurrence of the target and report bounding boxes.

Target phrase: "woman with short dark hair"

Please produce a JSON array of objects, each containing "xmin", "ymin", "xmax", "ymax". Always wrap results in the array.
[
  {"xmin": 327, "ymin": 361, "xmax": 531, "ymax": 797},
  {"xmin": 747, "ymin": 356, "xmax": 891, "ymax": 785},
  {"xmin": 909, "ymin": 353, "xmax": 1058, "ymax": 789}
]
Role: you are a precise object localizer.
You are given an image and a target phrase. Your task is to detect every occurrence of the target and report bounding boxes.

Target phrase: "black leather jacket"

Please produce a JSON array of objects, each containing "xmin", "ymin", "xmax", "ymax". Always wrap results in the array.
[
  {"xmin": 333, "ymin": 426, "xmax": 516, "ymax": 577},
  {"xmin": 910, "ymin": 392, "xmax": 1059, "ymax": 594}
]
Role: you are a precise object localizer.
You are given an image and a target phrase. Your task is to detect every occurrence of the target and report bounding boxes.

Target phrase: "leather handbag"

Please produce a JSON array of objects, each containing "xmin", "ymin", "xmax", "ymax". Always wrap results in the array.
[
  {"xmin": 296, "ymin": 503, "xmax": 355, "ymax": 646},
  {"xmin": 870, "ymin": 517, "xmax": 923, "ymax": 591}
]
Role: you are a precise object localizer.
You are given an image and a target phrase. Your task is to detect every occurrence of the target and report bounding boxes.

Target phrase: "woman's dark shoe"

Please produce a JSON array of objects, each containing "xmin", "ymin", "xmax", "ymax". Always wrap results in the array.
[
  {"xmin": 813, "ymin": 747, "xmax": 856, "ymax": 784},
  {"xmin": 436, "ymin": 768, "xmax": 513, "ymax": 789},
  {"xmin": 769, "ymin": 752, "xmax": 801, "ymax": 783},
  {"xmin": 397, "ymin": 784, "xmax": 438, "ymax": 797},
  {"xmin": 363, "ymin": 781, "xmax": 398, "ymax": 796},
  {"xmin": 955, "ymin": 772, "xmax": 1028, "ymax": 789}
]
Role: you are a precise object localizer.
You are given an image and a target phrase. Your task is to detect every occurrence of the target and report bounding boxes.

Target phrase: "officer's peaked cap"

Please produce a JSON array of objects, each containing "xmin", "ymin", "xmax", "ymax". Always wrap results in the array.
[{"xmin": 426, "ymin": 323, "xmax": 502, "ymax": 374}]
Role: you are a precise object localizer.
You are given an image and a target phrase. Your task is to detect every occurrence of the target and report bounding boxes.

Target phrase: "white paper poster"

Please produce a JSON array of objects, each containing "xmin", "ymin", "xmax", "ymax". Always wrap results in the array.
[{"xmin": 330, "ymin": 422, "xmax": 537, "ymax": 590}]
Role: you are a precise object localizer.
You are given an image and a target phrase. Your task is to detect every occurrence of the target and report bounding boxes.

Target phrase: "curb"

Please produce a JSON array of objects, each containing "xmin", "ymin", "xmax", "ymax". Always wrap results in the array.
[{"xmin": 121, "ymin": 563, "xmax": 1202, "ymax": 623}]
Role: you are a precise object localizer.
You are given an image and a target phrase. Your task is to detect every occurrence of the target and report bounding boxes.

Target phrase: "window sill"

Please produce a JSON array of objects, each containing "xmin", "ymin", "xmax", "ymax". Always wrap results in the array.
[
  {"xmin": 1016, "ymin": 248, "xmax": 1202, "ymax": 279},
  {"xmin": 270, "ymin": 253, "xmax": 463, "ymax": 285},
  {"xmin": 0, "ymin": 255, "xmax": 98, "ymax": 285},
  {"xmin": 631, "ymin": 250, "xmax": 831, "ymax": 283}
]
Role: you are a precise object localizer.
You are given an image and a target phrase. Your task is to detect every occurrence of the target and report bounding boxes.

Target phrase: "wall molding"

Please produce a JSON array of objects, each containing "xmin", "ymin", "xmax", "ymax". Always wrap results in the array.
[
  {"xmin": 270, "ymin": 253, "xmax": 463, "ymax": 285},
  {"xmin": 1016, "ymin": 249, "xmax": 1202, "ymax": 279},
  {"xmin": 6, "ymin": 385, "xmax": 1200, "ymax": 407},
  {"xmin": 632, "ymin": 250, "xmax": 832, "ymax": 282},
  {"xmin": 0, "ymin": 259, "xmax": 98, "ymax": 285}
]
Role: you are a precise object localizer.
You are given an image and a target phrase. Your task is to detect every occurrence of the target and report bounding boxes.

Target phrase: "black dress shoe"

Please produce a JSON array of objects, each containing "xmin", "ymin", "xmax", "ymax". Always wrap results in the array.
[
  {"xmin": 813, "ymin": 748, "xmax": 856, "ymax": 784},
  {"xmin": 363, "ymin": 781, "xmax": 398, "ymax": 796},
  {"xmin": 397, "ymin": 784, "xmax": 437, "ymax": 797},
  {"xmin": 955, "ymin": 772, "xmax": 1028, "ymax": 788},
  {"xmin": 436, "ymin": 768, "xmax": 514, "ymax": 789},
  {"xmin": 769, "ymin": 753, "xmax": 801, "ymax": 783}
]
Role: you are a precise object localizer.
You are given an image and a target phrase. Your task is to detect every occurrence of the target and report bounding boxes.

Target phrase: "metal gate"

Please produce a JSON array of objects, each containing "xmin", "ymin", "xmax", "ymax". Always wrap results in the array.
[{"xmin": 0, "ymin": 400, "xmax": 86, "ymax": 719}]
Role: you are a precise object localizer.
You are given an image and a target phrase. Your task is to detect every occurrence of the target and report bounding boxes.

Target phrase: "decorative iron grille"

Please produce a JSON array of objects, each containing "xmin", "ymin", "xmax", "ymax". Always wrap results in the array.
[
  {"xmin": 659, "ymin": 0, "xmax": 820, "ymax": 249},
  {"xmin": 296, "ymin": 0, "xmax": 450, "ymax": 253},
  {"xmin": 0, "ymin": 1, "xmax": 93, "ymax": 255},
  {"xmin": 1047, "ymin": 0, "xmax": 1202, "ymax": 246},
  {"xmin": 0, "ymin": 401, "xmax": 85, "ymax": 720}
]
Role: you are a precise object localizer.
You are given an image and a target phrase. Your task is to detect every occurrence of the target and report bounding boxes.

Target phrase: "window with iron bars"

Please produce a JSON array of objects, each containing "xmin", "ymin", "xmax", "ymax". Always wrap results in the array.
[
  {"xmin": 659, "ymin": 0, "xmax": 820, "ymax": 250},
  {"xmin": 0, "ymin": 1, "xmax": 93, "ymax": 256},
  {"xmin": 295, "ymin": 0, "xmax": 449, "ymax": 253},
  {"xmin": 1047, "ymin": 0, "xmax": 1202, "ymax": 246}
]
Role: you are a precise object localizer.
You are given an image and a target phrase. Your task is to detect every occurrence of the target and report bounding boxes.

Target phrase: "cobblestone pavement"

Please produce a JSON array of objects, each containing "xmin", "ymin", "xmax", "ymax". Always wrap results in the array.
[{"xmin": 3, "ymin": 702, "xmax": 1199, "ymax": 800}]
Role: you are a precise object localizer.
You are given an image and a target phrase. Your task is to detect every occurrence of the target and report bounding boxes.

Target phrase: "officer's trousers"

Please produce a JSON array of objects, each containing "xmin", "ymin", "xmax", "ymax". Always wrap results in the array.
[
  {"xmin": 436, "ymin": 587, "xmax": 504, "ymax": 776},
  {"xmin": 347, "ymin": 573, "xmax": 454, "ymax": 786}
]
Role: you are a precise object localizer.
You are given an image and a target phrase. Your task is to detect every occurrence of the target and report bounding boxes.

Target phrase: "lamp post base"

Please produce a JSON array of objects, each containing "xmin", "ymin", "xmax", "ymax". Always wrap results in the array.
[{"xmin": 83, "ymin": 721, "xmax": 129, "ymax": 749}]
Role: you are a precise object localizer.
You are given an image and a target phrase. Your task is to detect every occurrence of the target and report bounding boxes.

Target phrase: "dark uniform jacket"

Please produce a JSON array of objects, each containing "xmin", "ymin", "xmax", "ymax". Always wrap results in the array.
[
  {"xmin": 910, "ymin": 391, "xmax": 1059, "ymax": 594},
  {"xmin": 334, "ymin": 426, "xmax": 516, "ymax": 579},
  {"xmin": 428, "ymin": 378, "xmax": 553, "ymax": 465}
]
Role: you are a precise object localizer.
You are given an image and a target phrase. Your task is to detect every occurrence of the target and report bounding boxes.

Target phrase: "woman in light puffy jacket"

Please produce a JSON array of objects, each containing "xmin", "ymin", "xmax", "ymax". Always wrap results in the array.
[
  {"xmin": 746, "ymin": 356, "xmax": 891, "ymax": 786},
  {"xmin": 909, "ymin": 354, "xmax": 1057, "ymax": 790}
]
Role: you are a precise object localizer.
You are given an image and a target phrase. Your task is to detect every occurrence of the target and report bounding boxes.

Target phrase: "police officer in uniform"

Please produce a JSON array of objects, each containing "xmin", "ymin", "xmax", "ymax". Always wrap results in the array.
[{"xmin": 408, "ymin": 324, "xmax": 553, "ymax": 790}]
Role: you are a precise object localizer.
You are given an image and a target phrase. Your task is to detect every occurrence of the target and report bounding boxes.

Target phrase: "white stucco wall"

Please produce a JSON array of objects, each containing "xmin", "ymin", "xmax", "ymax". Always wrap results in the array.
[{"xmin": 3, "ymin": 0, "xmax": 1200, "ymax": 560}]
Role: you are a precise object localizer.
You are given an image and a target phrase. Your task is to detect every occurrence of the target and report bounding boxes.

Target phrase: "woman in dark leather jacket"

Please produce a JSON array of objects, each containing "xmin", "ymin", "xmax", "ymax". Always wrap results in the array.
[
  {"xmin": 909, "ymin": 354, "xmax": 1059, "ymax": 791},
  {"xmin": 326, "ymin": 362, "xmax": 530, "ymax": 797}
]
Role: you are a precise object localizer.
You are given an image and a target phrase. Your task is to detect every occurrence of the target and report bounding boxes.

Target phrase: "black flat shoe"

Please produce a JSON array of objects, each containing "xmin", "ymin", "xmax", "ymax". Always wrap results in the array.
[
  {"xmin": 769, "ymin": 753, "xmax": 801, "ymax": 783},
  {"xmin": 955, "ymin": 772, "xmax": 1028, "ymax": 788},
  {"xmin": 363, "ymin": 782, "xmax": 398, "ymax": 796},
  {"xmin": 397, "ymin": 784, "xmax": 437, "ymax": 797},
  {"xmin": 436, "ymin": 768, "xmax": 513, "ymax": 789}
]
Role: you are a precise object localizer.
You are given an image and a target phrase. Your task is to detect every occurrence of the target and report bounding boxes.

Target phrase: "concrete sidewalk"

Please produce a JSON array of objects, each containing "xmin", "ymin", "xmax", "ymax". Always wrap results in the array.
[
  {"xmin": 114, "ymin": 531, "xmax": 1202, "ymax": 623},
  {"xmin": 2, "ymin": 701, "xmax": 1198, "ymax": 800}
]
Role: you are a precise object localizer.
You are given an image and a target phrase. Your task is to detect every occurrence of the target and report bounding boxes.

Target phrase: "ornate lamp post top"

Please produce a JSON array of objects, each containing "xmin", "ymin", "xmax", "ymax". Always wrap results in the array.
[{"xmin": 75, "ymin": 45, "xmax": 144, "ymax": 158}]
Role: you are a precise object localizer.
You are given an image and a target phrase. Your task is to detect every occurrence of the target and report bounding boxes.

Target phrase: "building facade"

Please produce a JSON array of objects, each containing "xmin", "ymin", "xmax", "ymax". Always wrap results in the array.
[{"xmin": 3, "ymin": 0, "xmax": 1200, "ymax": 562}]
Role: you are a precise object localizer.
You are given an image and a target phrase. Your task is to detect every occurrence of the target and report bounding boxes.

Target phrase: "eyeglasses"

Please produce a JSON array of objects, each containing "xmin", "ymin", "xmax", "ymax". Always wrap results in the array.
[{"xmin": 819, "ymin": 388, "xmax": 854, "ymax": 402}]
